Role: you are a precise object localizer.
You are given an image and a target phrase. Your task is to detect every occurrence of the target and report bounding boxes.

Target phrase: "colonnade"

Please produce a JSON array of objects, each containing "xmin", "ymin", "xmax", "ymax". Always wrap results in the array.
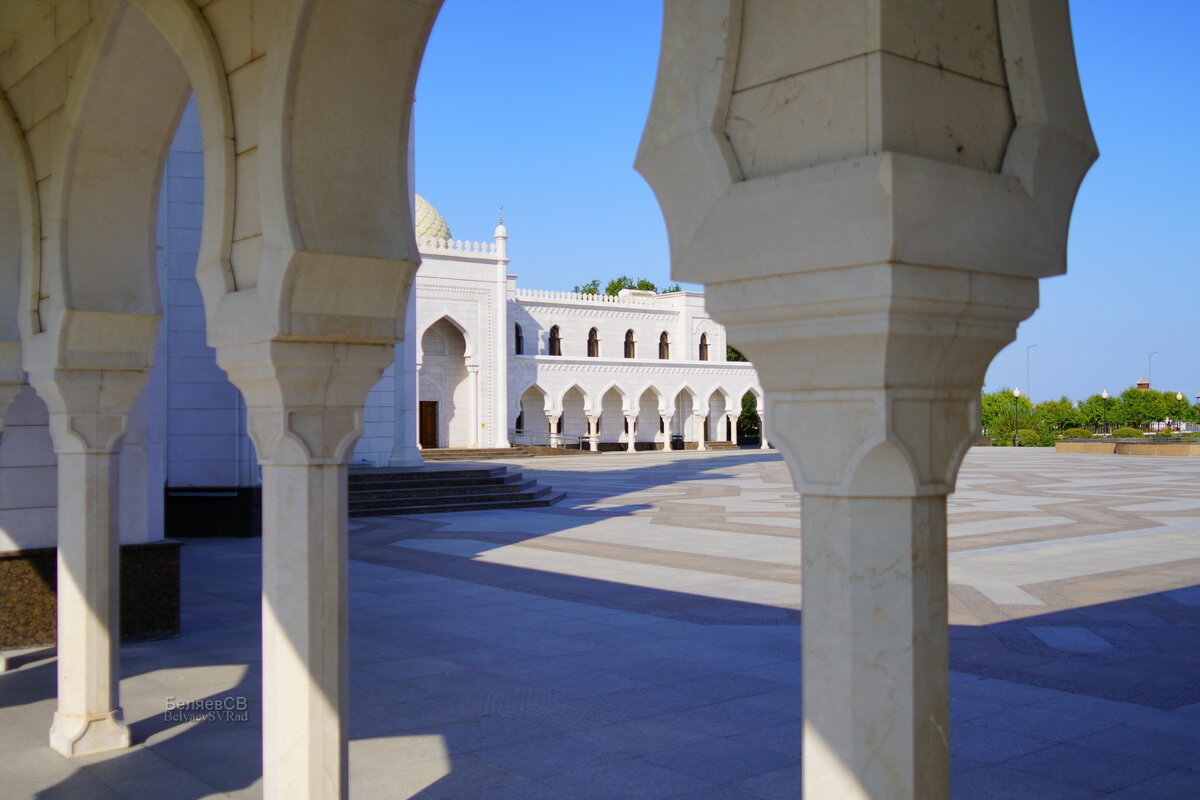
[{"xmin": 0, "ymin": 1, "xmax": 1094, "ymax": 798}]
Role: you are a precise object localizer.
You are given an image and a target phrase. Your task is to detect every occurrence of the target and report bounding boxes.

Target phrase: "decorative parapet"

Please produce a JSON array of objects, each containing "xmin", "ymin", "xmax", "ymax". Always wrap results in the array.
[
  {"xmin": 512, "ymin": 354, "xmax": 758, "ymax": 372},
  {"xmin": 417, "ymin": 237, "xmax": 500, "ymax": 258},
  {"xmin": 514, "ymin": 289, "xmax": 671, "ymax": 306}
]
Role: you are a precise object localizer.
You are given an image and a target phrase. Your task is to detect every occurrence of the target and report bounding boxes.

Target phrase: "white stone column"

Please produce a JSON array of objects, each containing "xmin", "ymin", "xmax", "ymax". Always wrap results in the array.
[
  {"xmin": 586, "ymin": 415, "xmax": 600, "ymax": 451},
  {"xmin": 27, "ymin": 369, "xmax": 148, "ymax": 757},
  {"xmin": 467, "ymin": 365, "xmax": 480, "ymax": 447},
  {"xmin": 389, "ymin": 290, "xmax": 423, "ymax": 467},
  {"xmin": 625, "ymin": 414, "xmax": 637, "ymax": 451},
  {"xmin": 636, "ymin": 4, "xmax": 1095, "ymax": 797},
  {"xmin": 693, "ymin": 413, "xmax": 707, "ymax": 450},
  {"xmin": 722, "ymin": 412, "xmax": 734, "ymax": 443},
  {"xmin": 758, "ymin": 407, "xmax": 769, "ymax": 450},
  {"xmin": 492, "ymin": 228, "xmax": 510, "ymax": 448},
  {"xmin": 547, "ymin": 413, "xmax": 561, "ymax": 448},
  {"xmin": 659, "ymin": 413, "xmax": 671, "ymax": 450},
  {"xmin": 221, "ymin": 342, "xmax": 393, "ymax": 800}
]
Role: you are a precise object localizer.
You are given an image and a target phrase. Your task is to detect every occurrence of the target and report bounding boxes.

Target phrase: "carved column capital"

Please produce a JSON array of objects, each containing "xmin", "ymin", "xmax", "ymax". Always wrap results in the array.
[
  {"xmin": 707, "ymin": 264, "xmax": 1037, "ymax": 495},
  {"xmin": 217, "ymin": 340, "xmax": 394, "ymax": 466},
  {"xmin": 26, "ymin": 368, "xmax": 150, "ymax": 454}
]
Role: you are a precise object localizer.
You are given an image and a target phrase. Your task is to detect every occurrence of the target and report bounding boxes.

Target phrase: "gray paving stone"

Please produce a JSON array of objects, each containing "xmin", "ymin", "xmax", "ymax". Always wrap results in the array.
[
  {"xmin": 541, "ymin": 759, "xmax": 712, "ymax": 800},
  {"xmin": 642, "ymin": 737, "xmax": 796, "ymax": 783},
  {"xmin": 1001, "ymin": 743, "xmax": 1173, "ymax": 793}
]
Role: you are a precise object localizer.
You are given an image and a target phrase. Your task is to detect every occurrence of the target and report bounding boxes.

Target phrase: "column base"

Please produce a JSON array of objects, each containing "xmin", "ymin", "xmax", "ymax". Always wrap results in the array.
[
  {"xmin": 388, "ymin": 446, "xmax": 425, "ymax": 468},
  {"xmin": 49, "ymin": 709, "xmax": 131, "ymax": 757}
]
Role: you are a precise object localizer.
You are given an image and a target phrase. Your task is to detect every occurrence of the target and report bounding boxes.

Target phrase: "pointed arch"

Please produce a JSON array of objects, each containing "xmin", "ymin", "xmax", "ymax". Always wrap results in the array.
[
  {"xmin": 634, "ymin": 382, "xmax": 666, "ymax": 412},
  {"xmin": 587, "ymin": 327, "xmax": 600, "ymax": 358},
  {"xmin": 548, "ymin": 324, "xmax": 562, "ymax": 356},
  {"xmin": 623, "ymin": 328, "xmax": 636, "ymax": 358},
  {"xmin": 514, "ymin": 322, "xmax": 524, "ymax": 355},
  {"xmin": 597, "ymin": 380, "xmax": 631, "ymax": 413},
  {"xmin": 698, "ymin": 332, "xmax": 709, "ymax": 361},
  {"xmin": 658, "ymin": 330, "xmax": 670, "ymax": 359},
  {"xmin": 420, "ymin": 314, "xmax": 474, "ymax": 361},
  {"xmin": 555, "ymin": 383, "xmax": 592, "ymax": 416}
]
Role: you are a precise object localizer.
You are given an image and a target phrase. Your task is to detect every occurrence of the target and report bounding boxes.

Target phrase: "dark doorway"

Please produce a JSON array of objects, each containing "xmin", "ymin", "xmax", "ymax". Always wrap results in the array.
[{"xmin": 419, "ymin": 401, "xmax": 439, "ymax": 448}]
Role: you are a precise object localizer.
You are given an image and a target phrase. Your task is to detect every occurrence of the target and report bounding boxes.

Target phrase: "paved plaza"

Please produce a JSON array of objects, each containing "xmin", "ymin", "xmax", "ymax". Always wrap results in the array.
[{"xmin": 2, "ymin": 447, "xmax": 1199, "ymax": 798}]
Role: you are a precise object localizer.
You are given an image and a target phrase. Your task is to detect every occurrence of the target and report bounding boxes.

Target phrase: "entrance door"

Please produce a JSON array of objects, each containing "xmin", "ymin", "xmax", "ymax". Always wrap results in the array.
[{"xmin": 419, "ymin": 401, "xmax": 438, "ymax": 449}]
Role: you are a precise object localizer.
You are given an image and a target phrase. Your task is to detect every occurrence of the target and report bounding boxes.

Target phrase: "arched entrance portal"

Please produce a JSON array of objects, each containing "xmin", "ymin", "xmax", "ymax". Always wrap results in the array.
[{"xmin": 418, "ymin": 317, "xmax": 474, "ymax": 448}]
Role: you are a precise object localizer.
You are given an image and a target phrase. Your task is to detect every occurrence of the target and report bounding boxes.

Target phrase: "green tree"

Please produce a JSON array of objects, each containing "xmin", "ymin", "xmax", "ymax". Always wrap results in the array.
[
  {"xmin": 604, "ymin": 275, "xmax": 658, "ymax": 295},
  {"xmin": 726, "ymin": 346, "xmax": 748, "ymax": 362},
  {"xmin": 1161, "ymin": 390, "xmax": 1197, "ymax": 426},
  {"xmin": 1078, "ymin": 393, "xmax": 1126, "ymax": 431},
  {"xmin": 737, "ymin": 392, "xmax": 761, "ymax": 441},
  {"xmin": 974, "ymin": 388, "xmax": 1032, "ymax": 438},
  {"xmin": 573, "ymin": 276, "xmax": 680, "ymax": 296},
  {"xmin": 1120, "ymin": 386, "xmax": 1166, "ymax": 428},
  {"xmin": 1035, "ymin": 396, "xmax": 1084, "ymax": 431},
  {"xmin": 981, "ymin": 388, "xmax": 1031, "ymax": 441}
]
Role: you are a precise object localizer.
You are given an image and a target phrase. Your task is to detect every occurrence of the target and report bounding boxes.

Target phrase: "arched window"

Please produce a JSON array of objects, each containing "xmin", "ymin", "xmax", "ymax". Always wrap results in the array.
[
  {"xmin": 698, "ymin": 333, "xmax": 709, "ymax": 361},
  {"xmin": 658, "ymin": 332, "xmax": 670, "ymax": 360},
  {"xmin": 587, "ymin": 328, "xmax": 600, "ymax": 358},
  {"xmin": 514, "ymin": 323, "xmax": 524, "ymax": 355},
  {"xmin": 624, "ymin": 329, "xmax": 636, "ymax": 359},
  {"xmin": 549, "ymin": 326, "xmax": 562, "ymax": 356}
]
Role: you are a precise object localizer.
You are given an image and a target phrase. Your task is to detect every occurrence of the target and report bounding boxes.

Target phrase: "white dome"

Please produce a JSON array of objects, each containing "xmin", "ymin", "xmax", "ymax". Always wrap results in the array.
[{"xmin": 414, "ymin": 194, "xmax": 452, "ymax": 241}]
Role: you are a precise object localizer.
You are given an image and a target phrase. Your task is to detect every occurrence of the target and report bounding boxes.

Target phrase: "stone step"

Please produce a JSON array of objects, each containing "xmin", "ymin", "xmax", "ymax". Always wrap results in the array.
[
  {"xmin": 349, "ymin": 489, "xmax": 566, "ymax": 517},
  {"xmin": 349, "ymin": 469, "xmax": 516, "ymax": 491},
  {"xmin": 346, "ymin": 464, "xmax": 562, "ymax": 517},
  {"xmin": 420, "ymin": 447, "xmax": 534, "ymax": 461},
  {"xmin": 349, "ymin": 479, "xmax": 537, "ymax": 505}
]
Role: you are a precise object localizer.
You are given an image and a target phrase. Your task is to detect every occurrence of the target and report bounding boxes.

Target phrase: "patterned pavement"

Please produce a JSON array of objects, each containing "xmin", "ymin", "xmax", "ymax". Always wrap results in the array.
[{"xmin": 1, "ymin": 447, "xmax": 1198, "ymax": 798}]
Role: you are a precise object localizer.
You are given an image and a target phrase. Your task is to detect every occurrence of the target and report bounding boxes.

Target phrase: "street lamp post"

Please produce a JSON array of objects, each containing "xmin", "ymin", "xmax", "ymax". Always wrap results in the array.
[
  {"xmin": 1013, "ymin": 388, "xmax": 1021, "ymax": 447},
  {"xmin": 1102, "ymin": 389, "xmax": 1109, "ymax": 435}
]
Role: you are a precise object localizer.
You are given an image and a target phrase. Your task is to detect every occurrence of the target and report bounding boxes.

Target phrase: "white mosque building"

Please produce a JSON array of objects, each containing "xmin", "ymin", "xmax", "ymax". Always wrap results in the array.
[{"xmin": 370, "ymin": 195, "xmax": 764, "ymax": 465}]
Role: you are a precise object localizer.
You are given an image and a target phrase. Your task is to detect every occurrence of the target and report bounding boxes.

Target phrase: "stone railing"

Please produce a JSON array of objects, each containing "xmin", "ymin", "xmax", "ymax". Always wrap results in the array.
[{"xmin": 417, "ymin": 236, "xmax": 499, "ymax": 257}]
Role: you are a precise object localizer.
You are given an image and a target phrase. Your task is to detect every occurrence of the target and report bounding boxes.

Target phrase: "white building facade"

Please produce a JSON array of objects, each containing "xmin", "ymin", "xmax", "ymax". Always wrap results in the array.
[{"xmin": 352, "ymin": 196, "xmax": 764, "ymax": 466}]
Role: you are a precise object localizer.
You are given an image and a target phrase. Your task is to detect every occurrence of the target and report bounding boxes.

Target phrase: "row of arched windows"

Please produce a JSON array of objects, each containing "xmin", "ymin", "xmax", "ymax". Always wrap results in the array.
[{"xmin": 515, "ymin": 324, "xmax": 711, "ymax": 360}]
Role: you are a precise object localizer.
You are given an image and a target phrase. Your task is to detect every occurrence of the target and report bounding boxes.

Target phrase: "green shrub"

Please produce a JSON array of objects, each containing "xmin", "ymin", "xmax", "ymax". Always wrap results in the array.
[
  {"xmin": 1061, "ymin": 428, "xmax": 1092, "ymax": 439},
  {"xmin": 1015, "ymin": 428, "xmax": 1047, "ymax": 446},
  {"xmin": 1111, "ymin": 426, "xmax": 1143, "ymax": 438}
]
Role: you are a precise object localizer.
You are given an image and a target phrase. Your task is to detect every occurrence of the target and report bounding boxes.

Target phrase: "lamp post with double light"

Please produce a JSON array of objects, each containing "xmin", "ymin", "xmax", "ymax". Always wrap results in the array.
[
  {"xmin": 1102, "ymin": 389, "xmax": 1109, "ymax": 435},
  {"xmin": 1013, "ymin": 388, "xmax": 1021, "ymax": 447}
]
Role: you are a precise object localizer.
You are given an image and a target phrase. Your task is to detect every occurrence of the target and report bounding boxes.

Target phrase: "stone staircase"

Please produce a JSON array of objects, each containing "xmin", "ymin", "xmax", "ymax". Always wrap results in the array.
[
  {"xmin": 420, "ymin": 446, "xmax": 535, "ymax": 461},
  {"xmin": 705, "ymin": 441, "xmax": 740, "ymax": 451},
  {"xmin": 347, "ymin": 464, "xmax": 564, "ymax": 516}
]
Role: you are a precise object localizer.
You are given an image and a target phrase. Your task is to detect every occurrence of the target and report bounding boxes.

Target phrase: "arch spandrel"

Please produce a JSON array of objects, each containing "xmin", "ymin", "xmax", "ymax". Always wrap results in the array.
[
  {"xmin": 248, "ymin": 0, "xmax": 438, "ymax": 346},
  {"xmin": 24, "ymin": 1, "xmax": 194, "ymax": 373}
]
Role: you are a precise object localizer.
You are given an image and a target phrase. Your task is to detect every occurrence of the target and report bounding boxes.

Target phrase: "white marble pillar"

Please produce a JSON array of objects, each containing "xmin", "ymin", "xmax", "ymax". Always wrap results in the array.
[
  {"xmin": 221, "ymin": 343, "xmax": 394, "ymax": 800},
  {"xmin": 389, "ymin": 290, "xmax": 423, "ymax": 466},
  {"xmin": 757, "ymin": 408, "xmax": 768, "ymax": 450},
  {"xmin": 636, "ymin": 4, "xmax": 1095, "ymax": 797},
  {"xmin": 722, "ymin": 412, "xmax": 735, "ymax": 443},
  {"xmin": 27, "ymin": 369, "xmax": 148, "ymax": 757},
  {"xmin": 659, "ymin": 414, "xmax": 671, "ymax": 450},
  {"xmin": 693, "ymin": 413, "xmax": 707, "ymax": 450},
  {"xmin": 625, "ymin": 415, "xmax": 637, "ymax": 451},
  {"xmin": 547, "ymin": 413, "xmax": 561, "ymax": 448},
  {"xmin": 586, "ymin": 415, "xmax": 600, "ymax": 452},
  {"xmin": 467, "ymin": 365, "xmax": 480, "ymax": 447}
]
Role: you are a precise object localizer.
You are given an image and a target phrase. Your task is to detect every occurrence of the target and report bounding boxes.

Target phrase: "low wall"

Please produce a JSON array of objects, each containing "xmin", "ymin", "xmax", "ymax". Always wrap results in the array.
[
  {"xmin": 1056, "ymin": 440, "xmax": 1200, "ymax": 456},
  {"xmin": 1056, "ymin": 441, "xmax": 1116, "ymax": 454}
]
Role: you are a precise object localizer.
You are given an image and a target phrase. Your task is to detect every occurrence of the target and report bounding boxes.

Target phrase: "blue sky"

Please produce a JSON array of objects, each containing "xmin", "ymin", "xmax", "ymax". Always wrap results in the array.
[{"xmin": 415, "ymin": 2, "xmax": 1198, "ymax": 403}]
